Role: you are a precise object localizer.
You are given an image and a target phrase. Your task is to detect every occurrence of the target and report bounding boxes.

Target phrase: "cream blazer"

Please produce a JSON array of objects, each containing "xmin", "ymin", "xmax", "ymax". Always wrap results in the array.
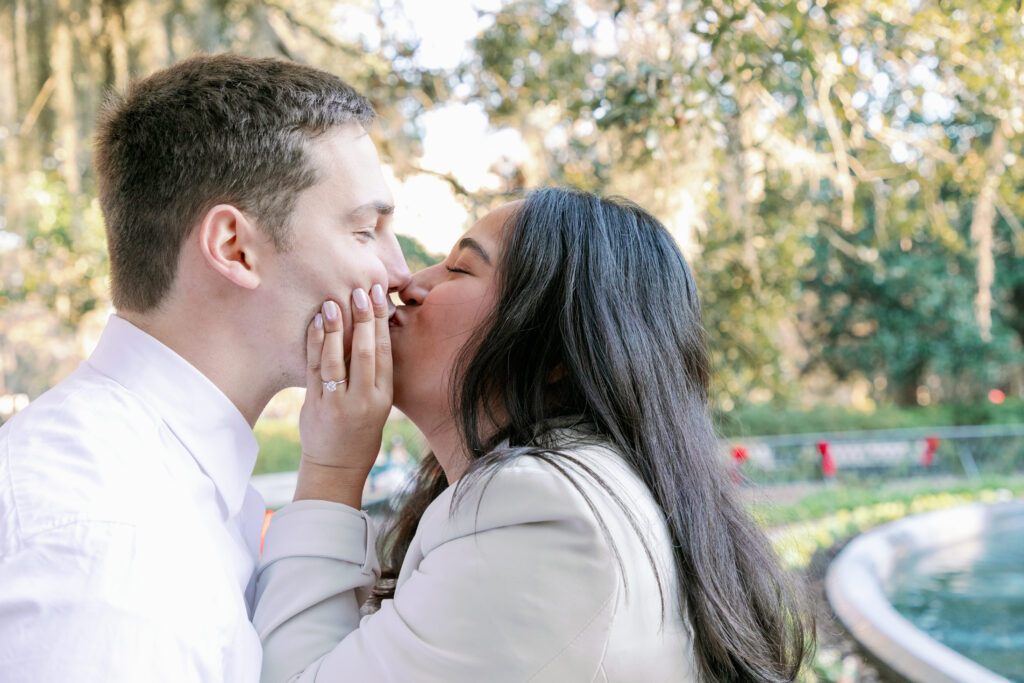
[{"xmin": 253, "ymin": 440, "xmax": 696, "ymax": 682}]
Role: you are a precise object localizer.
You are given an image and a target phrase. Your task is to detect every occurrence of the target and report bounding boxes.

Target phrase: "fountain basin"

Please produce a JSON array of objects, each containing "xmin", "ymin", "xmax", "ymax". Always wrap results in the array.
[{"xmin": 826, "ymin": 501, "xmax": 1023, "ymax": 683}]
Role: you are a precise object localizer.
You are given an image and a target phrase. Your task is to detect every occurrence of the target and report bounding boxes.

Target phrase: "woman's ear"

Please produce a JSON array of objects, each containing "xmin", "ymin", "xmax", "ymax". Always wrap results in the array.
[{"xmin": 197, "ymin": 204, "xmax": 262, "ymax": 290}]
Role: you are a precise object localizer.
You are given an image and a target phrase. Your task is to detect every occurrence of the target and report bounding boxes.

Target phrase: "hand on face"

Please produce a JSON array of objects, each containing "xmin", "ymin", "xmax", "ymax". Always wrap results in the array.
[{"xmin": 294, "ymin": 284, "xmax": 392, "ymax": 508}]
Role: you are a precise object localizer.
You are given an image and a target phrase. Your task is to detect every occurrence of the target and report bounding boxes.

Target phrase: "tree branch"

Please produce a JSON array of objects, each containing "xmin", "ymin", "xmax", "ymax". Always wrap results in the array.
[
  {"xmin": 19, "ymin": 76, "xmax": 54, "ymax": 137},
  {"xmin": 263, "ymin": 1, "xmax": 364, "ymax": 59}
]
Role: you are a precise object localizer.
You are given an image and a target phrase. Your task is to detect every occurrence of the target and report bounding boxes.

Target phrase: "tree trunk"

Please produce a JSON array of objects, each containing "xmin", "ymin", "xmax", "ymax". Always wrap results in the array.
[
  {"xmin": 12, "ymin": 0, "xmax": 32, "ymax": 108},
  {"xmin": 29, "ymin": 0, "xmax": 55, "ymax": 149},
  {"xmin": 163, "ymin": 0, "xmax": 183, "ymax": 63},
  {"xmin": 968, "ymin": 122, "xmax": 1006, "ymax": 342},
  {"xmin": 872, "ymin": 180, "xmax": 888, "ymax": 245},
  {"xmin": 894, "ymin": 360, "xmax": 926, "ymax": 407},
  {"xmin": 101, "ymin": 0, "xmax": 130, "ymax": 91},
  {"xmin": 817, "ymin": 66, "xmax": 855, "ymax": 233},
  {"xmin": 51, "ymin": 0, "xmax": 83, "ymax": 243},
  {"xmin": 1, "ymin": 4, "xmax": 25, "ymax": 234},
  {"xmin": 723, "ymin": 110, "xmax": 762, "ymax": 295}
]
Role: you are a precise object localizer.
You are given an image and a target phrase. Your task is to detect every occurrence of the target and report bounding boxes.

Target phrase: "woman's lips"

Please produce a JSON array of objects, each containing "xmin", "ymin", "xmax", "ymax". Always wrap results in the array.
[{"xmin": 388, "ymin": 305, "xmax": 403, "ymax": 328}]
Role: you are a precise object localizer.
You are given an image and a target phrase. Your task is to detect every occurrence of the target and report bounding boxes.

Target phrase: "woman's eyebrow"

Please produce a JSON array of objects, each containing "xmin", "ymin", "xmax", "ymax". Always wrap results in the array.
[{"xmin": 457, "ymin": 237, "xmax": 491, "ymax": 265}]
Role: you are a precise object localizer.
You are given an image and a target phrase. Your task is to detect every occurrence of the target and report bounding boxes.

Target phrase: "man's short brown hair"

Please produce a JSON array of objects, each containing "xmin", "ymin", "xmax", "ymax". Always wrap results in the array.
[{"xmin": 93, "ymin": 53, "xmax": 375, "ymax": 312}]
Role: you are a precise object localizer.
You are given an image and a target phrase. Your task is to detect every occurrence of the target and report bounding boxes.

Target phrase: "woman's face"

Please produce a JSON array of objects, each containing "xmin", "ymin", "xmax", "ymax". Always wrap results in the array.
[{"xmin": 389, "ymin": 201, "xmax": 519, "ymax": 430}]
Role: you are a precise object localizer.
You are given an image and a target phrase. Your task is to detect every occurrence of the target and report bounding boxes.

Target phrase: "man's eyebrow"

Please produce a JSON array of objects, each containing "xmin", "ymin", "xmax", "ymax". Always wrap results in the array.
[
  {"xmin": 348, "ymin": 201, "xmax": 395, "ymax": 219},
  {"xmin": 458, "ymin": 237, "xmax": 491, "ymax": 265}
]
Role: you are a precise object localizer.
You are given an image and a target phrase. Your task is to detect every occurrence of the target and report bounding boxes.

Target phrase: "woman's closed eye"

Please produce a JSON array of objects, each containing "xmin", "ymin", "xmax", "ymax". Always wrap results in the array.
[{"xmin": 445, "ymin": 265, "xmax": 471, "ymax": 275}]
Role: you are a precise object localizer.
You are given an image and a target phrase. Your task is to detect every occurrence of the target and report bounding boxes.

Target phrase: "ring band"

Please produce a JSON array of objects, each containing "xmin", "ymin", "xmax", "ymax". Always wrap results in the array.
[{"xmin": 322, "ymin": 379, "xmax": 347, "ymax": 392}]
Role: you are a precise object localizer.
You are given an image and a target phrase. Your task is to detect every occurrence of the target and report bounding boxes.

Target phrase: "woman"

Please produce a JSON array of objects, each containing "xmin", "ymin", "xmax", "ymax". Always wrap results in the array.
[{"xmin": 254, "ymin": 188, "xmax": 811, "ymax": 682}]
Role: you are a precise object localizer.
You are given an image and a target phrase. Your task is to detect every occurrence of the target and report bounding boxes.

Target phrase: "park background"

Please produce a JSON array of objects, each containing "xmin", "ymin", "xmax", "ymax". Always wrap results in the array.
[{"xmin": 0, "ymin": 1, "xmax": 1022, "ymax": 680}]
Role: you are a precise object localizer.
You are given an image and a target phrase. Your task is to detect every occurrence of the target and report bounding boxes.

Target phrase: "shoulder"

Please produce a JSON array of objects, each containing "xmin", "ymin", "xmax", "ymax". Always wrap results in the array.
[
  {"xmin": 417, "ymin": 437, "xmax": 676, "ymax": 594},
  {"xmin": 418, "ymin": 452, "xmax": 591, "ymax": 545},
  {"xmin": 0, "ymin": 365, "xmax": 167, "ymax": 546},
  {"xmin": 417, "ymin": 440, "xmax": 654, "ymax": 556},
  {"xmin": 3, "ymin": 364, "xmax": 164, "ymax": 450}
]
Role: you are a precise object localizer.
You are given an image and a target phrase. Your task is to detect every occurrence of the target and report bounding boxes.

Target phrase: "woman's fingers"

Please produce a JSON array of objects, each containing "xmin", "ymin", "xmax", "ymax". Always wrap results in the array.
[
  {"xmin": 319, "ymin": 299, "xmax": 346, "ymax": 387},
  {"xmin": 370, "ymin": 284, "xmax": 393, "ymax": 391},
  {"xmin": 297, "ymin": 289, "xmax": 392, "ymax": 499},
  {"xmin": 305, "ymin": 312, "xmax": 325, "ymax": 394},
  {"xmin": 347, "ymin": 287, "xmax": 375, "ymax": 392}
]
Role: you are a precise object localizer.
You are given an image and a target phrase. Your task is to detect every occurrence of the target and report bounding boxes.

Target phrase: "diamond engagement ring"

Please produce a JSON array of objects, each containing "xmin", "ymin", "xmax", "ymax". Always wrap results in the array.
[{"xmin": 322, "ymin": 379, "xmax": 347, "ymax": 392}]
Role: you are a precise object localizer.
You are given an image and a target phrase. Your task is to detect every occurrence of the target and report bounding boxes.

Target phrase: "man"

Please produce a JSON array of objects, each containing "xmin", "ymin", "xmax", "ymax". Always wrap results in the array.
[{"xmin": 0, "ymin": 54, "xmax": 409, "ymax": 681}]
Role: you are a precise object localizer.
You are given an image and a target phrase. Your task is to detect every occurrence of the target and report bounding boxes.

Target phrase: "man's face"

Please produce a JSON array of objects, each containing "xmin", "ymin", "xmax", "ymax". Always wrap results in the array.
[{"xmin": 259, "ymin": 123, "xmax": 410, "ymax": 387}]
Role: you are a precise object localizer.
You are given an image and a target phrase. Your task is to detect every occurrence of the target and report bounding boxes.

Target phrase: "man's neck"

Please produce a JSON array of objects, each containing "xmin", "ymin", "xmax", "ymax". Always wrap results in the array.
[{"xmin": 118, "ymin": 310, "xmax": 278, "ymax": 427}]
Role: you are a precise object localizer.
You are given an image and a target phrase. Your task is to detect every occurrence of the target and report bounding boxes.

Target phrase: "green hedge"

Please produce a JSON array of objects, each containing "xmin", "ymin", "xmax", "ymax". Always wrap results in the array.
[{"xmin": 716, "ymin": 398, "xmax": 1024, "ymax": 438}]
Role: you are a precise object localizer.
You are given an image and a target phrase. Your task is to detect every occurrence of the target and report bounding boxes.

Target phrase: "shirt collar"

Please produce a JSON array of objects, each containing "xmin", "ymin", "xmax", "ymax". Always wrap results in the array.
[{"xmin": 86, "ymin": 315, "xmax": 259, "ymax": 517}]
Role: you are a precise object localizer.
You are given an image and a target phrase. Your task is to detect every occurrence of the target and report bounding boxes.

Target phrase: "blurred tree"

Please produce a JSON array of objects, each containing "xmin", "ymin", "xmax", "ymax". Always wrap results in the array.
[
  {"xmin": 795, "ymin": 0, "xmax": 1024, "ymax": 405},
  {"xmin": 0, "ymin": 0, "xmax": 1021, "ymax": 411},
  {"xmin": 396, "ymin": 233, "xmax": 442, "ymax": 272},
  {"xmin": 0, "ymin": 0, "xmax": 444, "ymax": 395},
  {"xmin": 457, "ymin": 0, "xmax": 1023, "ymax": 408},
  {"xmin": 800, "ymin": 208, "xmax": 1018, "ymax": 406}
]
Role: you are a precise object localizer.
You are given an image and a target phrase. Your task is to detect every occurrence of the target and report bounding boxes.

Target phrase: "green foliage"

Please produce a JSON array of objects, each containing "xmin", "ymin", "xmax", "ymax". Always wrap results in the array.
[
  {"xmin": 396, "ymin": 234, "xmax": 443, "ymax": 272},
  {"xmin": 460, "ymin": 0, "xmax": 1024, "ymax": 409},
  {"xmin": 254, "ymin": 416, "xmax": 426, "ymax": 475},
  {"xmin": 0, "ymin": 171, "xmax": 108, "ymax": 327},
  {"xmin": 252, "ymin": 418, "xmax": 303, "ymax": 475},
  {"xmin": 800, "ymin": 167, "xmax": 1021, "ymax": 407}
]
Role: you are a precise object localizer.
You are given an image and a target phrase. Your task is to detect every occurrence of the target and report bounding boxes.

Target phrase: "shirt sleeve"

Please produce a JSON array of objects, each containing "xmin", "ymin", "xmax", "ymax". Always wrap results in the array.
[{"xmin": 254, "ymin": 463, "xmax": 620, "ymax": 683}]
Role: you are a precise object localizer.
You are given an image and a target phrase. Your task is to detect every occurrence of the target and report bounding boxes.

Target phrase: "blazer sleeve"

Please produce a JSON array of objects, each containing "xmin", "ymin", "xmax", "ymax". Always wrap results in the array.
[{"xmin": 254, "ymin": 462, "xmax": 620, "ymax": 683}]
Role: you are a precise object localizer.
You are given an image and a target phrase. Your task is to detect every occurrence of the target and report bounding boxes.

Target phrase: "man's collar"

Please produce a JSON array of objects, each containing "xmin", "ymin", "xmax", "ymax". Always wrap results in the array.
[{"xmin": 86, "ymin": 315, "xmax": 259, "ymax": 517}]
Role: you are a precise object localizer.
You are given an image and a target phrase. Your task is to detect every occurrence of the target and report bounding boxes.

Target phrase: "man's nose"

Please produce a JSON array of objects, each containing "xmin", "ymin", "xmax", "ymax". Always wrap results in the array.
[{"xmin": 381, "ymin": 233, "xmax": 411, "ymax": 293}]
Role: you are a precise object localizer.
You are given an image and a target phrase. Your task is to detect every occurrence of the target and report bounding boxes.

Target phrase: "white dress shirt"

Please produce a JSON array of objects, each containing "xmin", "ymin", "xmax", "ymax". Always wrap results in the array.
[
  {"xmin": 0, "ymin": 315, "xmax": 266, "ymax": 682},
  {"xmin": 254, "ymin": 439, "xmax": 696, "ymax": 682}
]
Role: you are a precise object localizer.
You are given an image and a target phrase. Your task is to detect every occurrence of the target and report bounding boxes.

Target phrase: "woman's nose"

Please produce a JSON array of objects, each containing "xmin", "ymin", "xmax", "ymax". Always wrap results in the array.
[{"xmin": 398, "ymin": 268, "xmax": 435, "ymax": 306}]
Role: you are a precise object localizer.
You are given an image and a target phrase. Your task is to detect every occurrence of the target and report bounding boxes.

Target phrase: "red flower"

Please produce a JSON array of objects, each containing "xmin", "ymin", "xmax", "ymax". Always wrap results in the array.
[
  {"xmin": 921, "ymin": 436, "xmax": 940, "ymax": 467},
  {"xmin": 817, "ymin": 441, "xmax": 836, "ymax": 478}
]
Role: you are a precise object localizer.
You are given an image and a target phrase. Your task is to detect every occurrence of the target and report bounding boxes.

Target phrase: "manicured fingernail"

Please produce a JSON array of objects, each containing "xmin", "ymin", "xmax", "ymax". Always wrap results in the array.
[
  {"xmin": 314, "ymin": 313, "xmax": 323, "ymax": 330},
  {"xmin": 371, "ymin": 284, "xmax": 385, "ymax": 307},
  {"xmin": 353, "ymin": 288, "xmax": 369, "ymax": 311},
  {"xmin": 323, "ymin": 300, "xmax": 339, "ymax": 321}
]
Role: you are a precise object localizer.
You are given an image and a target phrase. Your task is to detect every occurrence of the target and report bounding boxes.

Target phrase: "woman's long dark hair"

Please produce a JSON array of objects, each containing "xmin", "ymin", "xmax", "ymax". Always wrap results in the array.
[{"xmin": 372, "ymin": 187, "xmax": 811, "ymax": 681}]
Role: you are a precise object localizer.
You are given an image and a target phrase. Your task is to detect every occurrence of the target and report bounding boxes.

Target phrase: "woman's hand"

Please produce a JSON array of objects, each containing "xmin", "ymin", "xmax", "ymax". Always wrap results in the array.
[{"xmin": 293, "ymin": 285, "xmax": 392, "ymax": 508}]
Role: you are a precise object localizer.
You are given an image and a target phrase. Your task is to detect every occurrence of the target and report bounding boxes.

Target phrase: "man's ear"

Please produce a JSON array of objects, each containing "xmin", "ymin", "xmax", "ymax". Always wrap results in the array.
[{"xmin": 197, "ymin": 204, "xmax": 263, "ymax": 290}]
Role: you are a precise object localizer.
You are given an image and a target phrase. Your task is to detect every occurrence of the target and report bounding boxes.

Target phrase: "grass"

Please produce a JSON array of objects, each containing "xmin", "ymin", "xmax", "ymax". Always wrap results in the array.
[{"xmin": 751, "ymin": 474, "xmax": 1024, "ymax": 527}]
